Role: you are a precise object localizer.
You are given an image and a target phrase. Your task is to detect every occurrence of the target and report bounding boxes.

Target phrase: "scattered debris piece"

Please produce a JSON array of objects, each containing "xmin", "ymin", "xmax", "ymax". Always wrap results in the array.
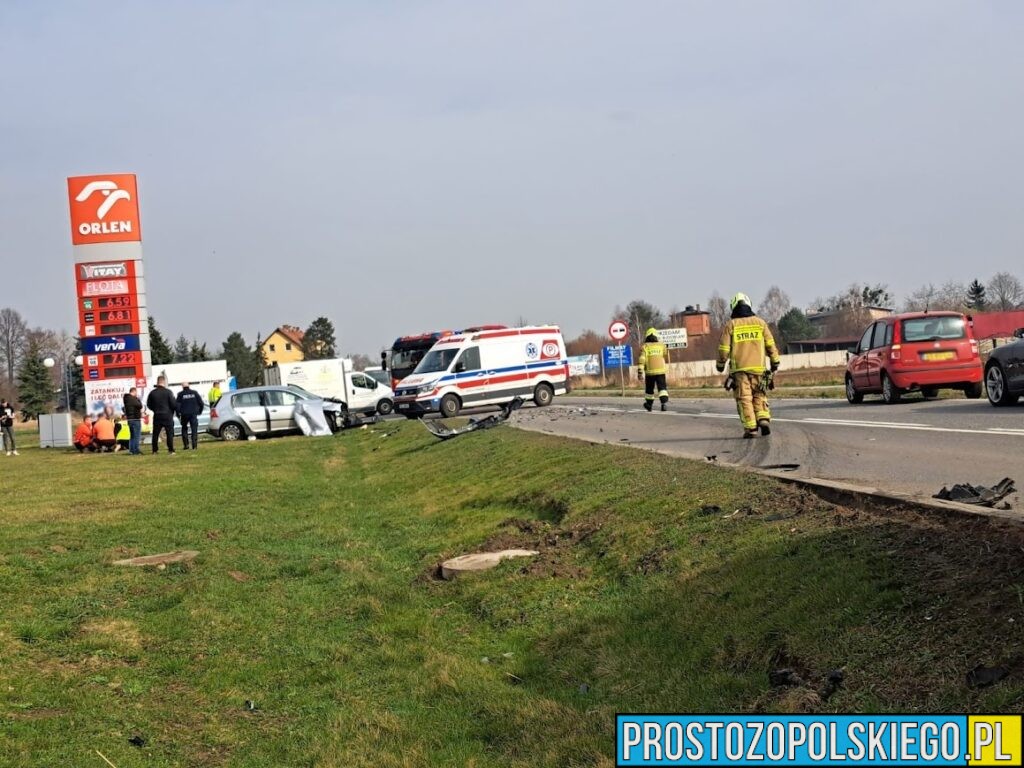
[
  {"xmin": 705, "ymin": 455, "xmax": 717, "ymax": 462},
  {"xmin": 227, "ymin": 571, "xmax": 250, "ymax": 582},
  {"xmin": 440, "ymin": 549, "xmax": 539, "ymax": 580},
  {"xmin": 768, "ymin": 668, "xmax": 806, "ymax": 687},
  {"xmin": 127, "ymin": 734, "xmax": 147, "ymax": 748},
  {"xmin": 698, "ymin": 505, "xmax": 722, "ymax": 516},
  {"xmin": 422, "ymin": 398, "xmax": 523, "ymax": 440},
  {"xmin": 95, "ymin": 750, "xmax": 119, "ymax": 768},
  {"xmin": 244, "ymin": 700, "xmax": 259, "ymax": 712},
  {"xmin": 966, "ymin": 665, "xmax": 1009, "ymax": 688},
  {"xmin": 760, "ymin": 464, "xmax": 801, "ymax": 472},
  {"xmin": 820, "ymin": 668, "xmax": 845, "ymax": 700},
  {"xmin": 112, "ymin": 550, "xmax": 198, "ymax": 567},
  {"xmin": 934, "ymin": 478, "xmax": 1016, "ymax": 508}
]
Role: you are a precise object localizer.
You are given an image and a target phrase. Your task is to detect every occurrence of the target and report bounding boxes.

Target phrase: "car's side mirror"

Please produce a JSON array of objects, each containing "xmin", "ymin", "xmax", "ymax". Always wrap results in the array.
[
  {"xmin": 846, "ymin": 351, "xmax": 854, "ymax": 361},
  {"xmin": 1014, "ymin": 328, "xmax": 1024, "ymax": 339},
  {"xmin": 454, "ymin": 361, "xmax": 466, "ymax": 373}
]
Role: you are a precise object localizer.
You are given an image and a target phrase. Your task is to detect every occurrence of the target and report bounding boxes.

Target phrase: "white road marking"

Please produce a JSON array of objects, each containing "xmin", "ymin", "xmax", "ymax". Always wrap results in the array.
[{"xmin": 552, "ymin": 405, "xmax": 1024, "ymax": 438}]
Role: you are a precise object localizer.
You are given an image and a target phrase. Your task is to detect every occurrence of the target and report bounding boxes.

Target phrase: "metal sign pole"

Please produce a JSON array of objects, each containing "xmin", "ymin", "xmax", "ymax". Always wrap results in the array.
[{"xmin": 619, "ymin": 344, "xmax": 625, "ymax": 398}]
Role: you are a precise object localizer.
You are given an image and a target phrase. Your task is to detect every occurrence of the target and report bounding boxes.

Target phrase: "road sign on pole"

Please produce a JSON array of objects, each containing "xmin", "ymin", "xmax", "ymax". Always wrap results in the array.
[
  {"xmin": 608, "ymin": 320, "xmax": 628, "ymax": 342},
  {"xmin": 603, "ymin": 345, "xmax": 633, "ymax": 399}
]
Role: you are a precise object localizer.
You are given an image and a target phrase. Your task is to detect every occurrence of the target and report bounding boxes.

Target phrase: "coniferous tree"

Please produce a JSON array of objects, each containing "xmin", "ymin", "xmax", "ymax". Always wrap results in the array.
[
  {"xmin": 148, "ymin": 317, "xmax": 174, "ymax": 365},
  {"xmin": 189, "ymin": 341, "xmax": 209, "ymax": 362},
  {"xmin": 222, "ymin": 332, "xmax": 264, "ymax": 387},
  {"xmin": 966, "ymin": 279, "xmax": 987, "ymax": 310},
  {"xmin": 173, "ymin": 335, "xmax": 190, "ymax": 362},
  {"xmin": 16, "ymin": 338, "xmax": 54, "ymax": 419},
  {"xmin": 303, "ymin": 317, "xmax": 337, "ymax": 359}
]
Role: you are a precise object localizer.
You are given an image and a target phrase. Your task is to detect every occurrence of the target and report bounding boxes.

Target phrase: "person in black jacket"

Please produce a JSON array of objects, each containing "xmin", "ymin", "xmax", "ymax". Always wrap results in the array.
[
  {"xmin": 146, "ymin": 376, "xmax": 178, "ymax": 455},
  {"xmin": 175, "ymin": 382, "xmax": 205, "ymax": 450},
  {"xmin": 122, "ymin": 387, "xmax": 144, "ymax": 455}
]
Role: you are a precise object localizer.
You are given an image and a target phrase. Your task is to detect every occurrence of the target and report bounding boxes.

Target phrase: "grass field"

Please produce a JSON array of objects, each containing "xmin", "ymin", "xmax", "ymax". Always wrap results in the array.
[{"xmin": 2, "ymin": 420, "xmax": 1023, "ymax": 766}]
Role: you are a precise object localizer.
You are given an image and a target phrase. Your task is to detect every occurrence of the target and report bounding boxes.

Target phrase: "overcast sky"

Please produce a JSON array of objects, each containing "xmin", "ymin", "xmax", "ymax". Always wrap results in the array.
[{"xmin": 2, "ymin": 1, "xmax": 1023, "ymax": 354}]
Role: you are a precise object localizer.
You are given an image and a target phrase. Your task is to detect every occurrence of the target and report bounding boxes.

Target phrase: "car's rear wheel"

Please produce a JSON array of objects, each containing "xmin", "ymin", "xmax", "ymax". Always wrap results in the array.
[
  {"xmin": 377, "ymin": 399, "xmax": 394, "ymax": 416},
  {"xmin": 964, "ymin": 382, "xmax": 983, "ymax": 400},
  {"xmin": 845, "ymin": 375, "xmax": 863, "ymax": 404},
  {"xmin": 922, "ymin": 387, "xmax": 939, "ymax": 399},
  {"xmin": 986, "ymin": 363, "xmax": 1018, "ymax": 406},
  {"xmin": 533, "ymin": 382, "xmax": 555, "ymax": 407},
  {"xmin": 881, "ymin": 372, "xmax": 902, "ymax": 404},
  {"xmin": 439, "ymin": 393, "xmax": 461, "ymax": 418},
  {"xmin": 219, "ymin": 422, "xmax": 244, "ymax": 441}
]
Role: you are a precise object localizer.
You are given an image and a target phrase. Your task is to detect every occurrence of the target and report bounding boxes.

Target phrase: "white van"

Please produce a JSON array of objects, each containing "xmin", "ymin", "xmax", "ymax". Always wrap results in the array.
[
  {"xmin": 393, "ymin": 326, "xmax": 569, "ymax": 418},
  {"xmin": 264, "ymin": 358, "xmax": 395, "ymax": 416}
]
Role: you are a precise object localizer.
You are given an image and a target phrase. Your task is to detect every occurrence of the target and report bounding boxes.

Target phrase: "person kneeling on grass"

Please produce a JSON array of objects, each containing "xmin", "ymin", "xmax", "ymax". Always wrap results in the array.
[
  {"xmin": 93, "ymin": 413, "xmax": 117, "ymax": 453},
  {"xmin": 114, "ymin": 417, "xmax": 130, "ymax": 452},
  {"xmin": 73, "ymin": 417, "xmax": 96, "ymax": 453}
]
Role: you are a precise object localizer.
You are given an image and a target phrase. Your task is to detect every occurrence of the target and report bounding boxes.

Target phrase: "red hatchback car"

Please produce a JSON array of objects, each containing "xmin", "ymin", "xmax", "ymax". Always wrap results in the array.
[{"xmin": 845, "ymin": 312, "xmax": 984, "ymax": 404}]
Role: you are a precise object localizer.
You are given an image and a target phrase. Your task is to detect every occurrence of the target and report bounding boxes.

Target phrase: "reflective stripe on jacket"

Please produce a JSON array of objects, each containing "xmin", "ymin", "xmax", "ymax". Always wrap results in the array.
[{"xmin": 717, "ymin": 317, "xmax": 780, "ymax": 374}]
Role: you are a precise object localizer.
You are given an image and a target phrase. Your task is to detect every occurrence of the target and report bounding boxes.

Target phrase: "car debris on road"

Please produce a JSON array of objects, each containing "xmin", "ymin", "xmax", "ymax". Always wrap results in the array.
[
  {"xmin": 421, "ymin": 398, "xmax": 524, "ymax": 440},
  {"xmin": 933, "ymin": 477, "xmax": 1016, "ymax": 508}
]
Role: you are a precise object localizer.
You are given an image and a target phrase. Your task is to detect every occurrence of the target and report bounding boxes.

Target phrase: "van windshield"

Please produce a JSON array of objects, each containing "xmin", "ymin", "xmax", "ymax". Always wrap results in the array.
[
  {"xmin": 901, "ymin": 316, "xmax": 966, "ymax": 343},
  {"xmin": 413, "ymin": 348, "xmax": 459, "ymax": 375}
]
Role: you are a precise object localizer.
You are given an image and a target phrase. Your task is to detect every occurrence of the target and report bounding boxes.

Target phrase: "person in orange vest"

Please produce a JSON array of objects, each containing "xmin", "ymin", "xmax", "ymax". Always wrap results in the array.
[
  {"xmin": 93, "ymin": 413, "xmax": 117, "ymax": 452},
  {"xmin": 73, "ymin": 417, "xmax": 96, "ymax": 453}
]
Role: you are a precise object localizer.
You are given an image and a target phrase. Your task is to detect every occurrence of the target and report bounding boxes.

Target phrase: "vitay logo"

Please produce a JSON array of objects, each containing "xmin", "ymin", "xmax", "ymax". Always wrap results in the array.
[
  {"xmin": 79, "ymin": 262, "xmax": 129, "ymax": 279},
  {"xmin": 67, "ymin": 174, "xmax": 142, "ymax": 245}
]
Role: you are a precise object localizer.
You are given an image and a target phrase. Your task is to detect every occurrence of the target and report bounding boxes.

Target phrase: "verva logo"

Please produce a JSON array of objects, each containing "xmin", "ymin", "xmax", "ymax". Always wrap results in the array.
[{"xmin": 67, "ymin": 174, "xmax": 142, "ymax": 245}]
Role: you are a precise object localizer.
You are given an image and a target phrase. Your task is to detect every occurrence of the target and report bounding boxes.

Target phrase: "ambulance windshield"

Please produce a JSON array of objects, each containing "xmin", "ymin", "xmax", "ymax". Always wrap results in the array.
[{"xmin": 413, "ymin": 348, "xmax": 459, "ymax": 375}]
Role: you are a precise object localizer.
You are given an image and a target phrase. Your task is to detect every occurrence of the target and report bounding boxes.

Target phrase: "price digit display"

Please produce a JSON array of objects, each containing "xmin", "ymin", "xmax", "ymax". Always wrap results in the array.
[
  {"xmin": 98, "ymin": 296, "xmax": 134, "ymax": 309},
  {"xmin": 99, "ymin": 309, "xmax": 133, "ymax": 322}
]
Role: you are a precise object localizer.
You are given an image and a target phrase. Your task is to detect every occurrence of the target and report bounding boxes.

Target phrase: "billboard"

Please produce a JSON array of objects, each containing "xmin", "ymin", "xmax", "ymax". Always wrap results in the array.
[
  {"xmin": 656, "ymin": 327, "xmax": 689, "ymax": 349},
  {"xmin": 568, "ymin": 354, "xmax": 601, "ymax": 377},
  {"xmin": 67, "ymin": 174, "xmax": 142, "ymax": 245},
  {"xmin": 602, "ymin": 345, "xmax": 633, "ymax": 368},
  {"xmin": 83, "ymin": 377, "xmax": 148, "ymax": 418}
]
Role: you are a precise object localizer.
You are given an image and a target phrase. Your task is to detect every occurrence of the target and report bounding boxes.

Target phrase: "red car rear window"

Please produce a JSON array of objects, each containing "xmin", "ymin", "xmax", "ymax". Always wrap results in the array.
[{"xmin": 901, "ymin": 316, "xmax": 966, "ymax": 343}]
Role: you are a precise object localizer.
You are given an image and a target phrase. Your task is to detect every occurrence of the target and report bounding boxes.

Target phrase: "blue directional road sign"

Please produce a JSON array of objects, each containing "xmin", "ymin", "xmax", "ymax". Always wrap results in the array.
[{"xmin": 602, "ymin": 345, "xmax": 633, "ymax": 368}]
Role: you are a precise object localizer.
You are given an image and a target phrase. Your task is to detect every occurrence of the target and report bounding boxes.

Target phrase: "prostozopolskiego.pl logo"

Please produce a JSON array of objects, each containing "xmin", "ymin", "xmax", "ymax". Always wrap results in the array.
[{"xmin": 67, "ymin": 174, "xmax": 141, "ymax": 245}]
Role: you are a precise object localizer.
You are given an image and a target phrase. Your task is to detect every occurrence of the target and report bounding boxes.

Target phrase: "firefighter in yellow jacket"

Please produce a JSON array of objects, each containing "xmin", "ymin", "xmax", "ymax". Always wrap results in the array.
[
  {"xmin": 716, "ymin": 293, "xmax": 780, "ymax": 438},
  {"xmin": 638, "ymin": 327, "xmax": 670, "ymax": 412}
]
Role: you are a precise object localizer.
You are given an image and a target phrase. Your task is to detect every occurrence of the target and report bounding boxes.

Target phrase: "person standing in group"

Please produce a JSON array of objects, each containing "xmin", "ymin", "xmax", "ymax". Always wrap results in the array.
[
  {"xmin": 208, "ymin": 380, "xmax": 222, "ymax": 408},
  {"xmin": 716, "ymin": 292, "xmax": 780, "ymax": 438},
  {"xmin": 637, "ymin": 328, "xmax": 670, "ymax": 412},
  {"xmin": 122, "ymin": 387, "xmax": 144, "ymax": 455},
  {"xmin": 0, "ymin": 398, "xmax": 17, "ymax": 456},
  {"xmin": 176, "ymin": 382, "xmax": 204, "ymax": 451},
  {"xmin": 146, "ymin": 376, "xmax": 178, "ymax": 455}
]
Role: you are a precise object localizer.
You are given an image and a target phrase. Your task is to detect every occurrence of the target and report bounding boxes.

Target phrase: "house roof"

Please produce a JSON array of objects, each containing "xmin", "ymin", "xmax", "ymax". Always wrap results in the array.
[{"xmin": 267, "ymin": 325, "xmax": 305, "ymax": 347}]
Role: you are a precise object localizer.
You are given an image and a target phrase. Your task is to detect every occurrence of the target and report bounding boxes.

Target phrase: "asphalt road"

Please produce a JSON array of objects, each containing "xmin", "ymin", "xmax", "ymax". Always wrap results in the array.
[{"xmin": 513, "ymin": 394, "xmax": 1024, "ymax": 502}]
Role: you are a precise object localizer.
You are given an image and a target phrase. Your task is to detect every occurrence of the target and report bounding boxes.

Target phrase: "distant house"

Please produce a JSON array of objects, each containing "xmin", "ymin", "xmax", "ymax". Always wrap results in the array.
[
  {"xmin": 786, "ymin": 306, "xmax": 893, "ymax": 356},
  {"xmin": 261, "ymin": 325, "xmax": 305, "ymax": 366}
]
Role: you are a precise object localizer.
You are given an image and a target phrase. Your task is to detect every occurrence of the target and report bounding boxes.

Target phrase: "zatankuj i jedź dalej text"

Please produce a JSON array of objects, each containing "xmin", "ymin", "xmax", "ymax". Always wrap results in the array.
[{"xmin": 67, "ymin": 173, "xmax": 152, "ymax": 416}]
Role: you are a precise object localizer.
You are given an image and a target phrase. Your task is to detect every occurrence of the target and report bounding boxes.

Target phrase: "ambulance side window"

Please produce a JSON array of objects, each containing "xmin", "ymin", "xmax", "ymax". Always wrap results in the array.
[{"xmin": 456, "ymin": 346, "xmax": 481, "ymax": 373}]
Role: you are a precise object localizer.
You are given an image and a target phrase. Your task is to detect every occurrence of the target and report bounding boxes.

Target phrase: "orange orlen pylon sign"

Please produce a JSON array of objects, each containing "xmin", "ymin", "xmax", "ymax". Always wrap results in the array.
[{"xmin": 67, "ymin": 174, "xmax": 142, "ymax": 245}]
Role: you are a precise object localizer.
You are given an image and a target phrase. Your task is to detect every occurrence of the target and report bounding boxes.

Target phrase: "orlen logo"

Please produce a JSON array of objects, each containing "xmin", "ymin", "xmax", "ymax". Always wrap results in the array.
[
  {"xmin": 79, "ymin": 262, "xmax": 128, "ymax": 280},
  {"xmin": 67, "ymin": 174, "xmax": 142, "ymax": 245}
]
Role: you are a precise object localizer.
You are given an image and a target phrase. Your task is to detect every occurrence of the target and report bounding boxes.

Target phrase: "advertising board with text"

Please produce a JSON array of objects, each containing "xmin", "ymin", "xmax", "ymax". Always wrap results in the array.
[{"xmin": 656, "ymin": 327, "xmax": 689, "ymax": 349}]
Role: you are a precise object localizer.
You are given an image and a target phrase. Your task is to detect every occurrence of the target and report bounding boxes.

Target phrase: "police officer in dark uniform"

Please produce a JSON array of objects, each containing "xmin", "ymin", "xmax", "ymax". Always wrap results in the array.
[{"xmin": 175, "ymin": 381, "xmax": 205, "ymax": 450}]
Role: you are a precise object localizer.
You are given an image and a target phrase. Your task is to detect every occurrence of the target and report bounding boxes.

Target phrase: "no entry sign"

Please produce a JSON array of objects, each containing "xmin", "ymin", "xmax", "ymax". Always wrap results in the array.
[{"xmin": 608, "ymin": 320, "xmax": 628, "ymax": 341}]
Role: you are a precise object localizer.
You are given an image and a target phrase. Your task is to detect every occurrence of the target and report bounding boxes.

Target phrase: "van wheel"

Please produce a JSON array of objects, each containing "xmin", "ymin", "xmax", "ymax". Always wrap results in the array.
[
  {"xmin": 377, "ymin": 399, "xmax": 394, "ymax": 416},
  {"xmin": 845, "ymin": 376, "xmax": 863, "ymax": 404},
  {"xmin": 881, "ymin": 372, "xmax": 902, "ymax": 404},
  {"xmin": 964, "ymin": 382, "xmax": 983, "ymax": 400},
  {"xmin": 219, "ymin": 422, "xmax": 244, "ymax": 441},
  {"xmin": 533, "ymin": 382, "xmax": 555, "ymax": 407},
  {"xmin": 922, "ymin": 387, "xmax": 939, "ymax": 400},
  {"xmin": 439, "ymin": 394, "xmax": 461, "ymax": 418}
]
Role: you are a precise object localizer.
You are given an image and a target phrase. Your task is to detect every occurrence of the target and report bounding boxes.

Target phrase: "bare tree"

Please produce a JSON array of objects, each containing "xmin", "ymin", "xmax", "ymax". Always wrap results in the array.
[
  {"xmin": 707, "ymin": 293, "xmax": 729, "ymax": 330},
  {"xmin": 0, "ymin": 308, "xmax": 27, "ymax": 384},
  {"xmin": 757, "ymin": 286, "xmax": 791, "ymax": 325},
  {"xmin": 903, "ymin": 281, "xmax": 966, "ymax": 312},
  {"xmin": 987, "ymin": 272, "xmax": 1024, "ymax": 311}
]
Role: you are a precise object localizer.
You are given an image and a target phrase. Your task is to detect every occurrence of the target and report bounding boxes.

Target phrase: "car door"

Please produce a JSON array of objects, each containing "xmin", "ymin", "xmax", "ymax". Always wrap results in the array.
[
  {"xmin": 264, "ymin": 389, "xmax": 301, "ymax": 432},
  {"xmin": 232, "ymin": 391, "xmax": 269, "ymax": 434},
  {"xmin": 1009, "ymin": 338, "xmax": 1024, "ymax": 392},
  {"xmin": 851, "ymin": 325, "xmax": 875, "ymax": 390},
  {"xmin": 452, "ymin": 346, "xmax": 486, "ymax": 405},
  {"xmin": 864, "ymin": 322, "xmax": 888, "ymax": 390},
  {"xmin": 347, "ymin": 373, "xmax": 377, "ymax": 413}
]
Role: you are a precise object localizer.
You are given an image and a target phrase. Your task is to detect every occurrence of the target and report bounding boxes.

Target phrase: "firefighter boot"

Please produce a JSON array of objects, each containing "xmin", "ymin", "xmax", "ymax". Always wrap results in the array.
[
  {"xmin": 758, "ymin": 419, "xmax": 771, "ymax": 436},
  {"xmin": 643, "ymin": 400, "xmax": 653, "ymax": 412}
]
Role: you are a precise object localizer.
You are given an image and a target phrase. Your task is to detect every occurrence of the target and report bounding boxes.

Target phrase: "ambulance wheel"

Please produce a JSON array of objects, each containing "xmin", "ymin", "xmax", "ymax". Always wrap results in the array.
[
  {"xmin": 533, "ymin": 382, "xmax": 554, "ymax": 407},
  {"xmin": 439, "ymin": 394, "xmax": 461, "ymax": 418}
]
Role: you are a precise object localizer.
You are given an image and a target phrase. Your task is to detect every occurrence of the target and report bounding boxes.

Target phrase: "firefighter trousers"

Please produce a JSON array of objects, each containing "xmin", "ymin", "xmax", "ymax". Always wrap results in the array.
[
  {"xmin": 644, "ymin": 374, "xmax": 668, "ymax": 404},
  {"xmin": 733, "ymin": 371, "xmax": 770, "ymax": 430}
]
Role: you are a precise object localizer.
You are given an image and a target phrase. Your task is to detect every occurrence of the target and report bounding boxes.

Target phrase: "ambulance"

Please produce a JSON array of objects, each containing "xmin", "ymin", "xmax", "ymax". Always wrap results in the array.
[{"xmin": 393, "ymin": 326, "xmax": 570, "ymax": 418}]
